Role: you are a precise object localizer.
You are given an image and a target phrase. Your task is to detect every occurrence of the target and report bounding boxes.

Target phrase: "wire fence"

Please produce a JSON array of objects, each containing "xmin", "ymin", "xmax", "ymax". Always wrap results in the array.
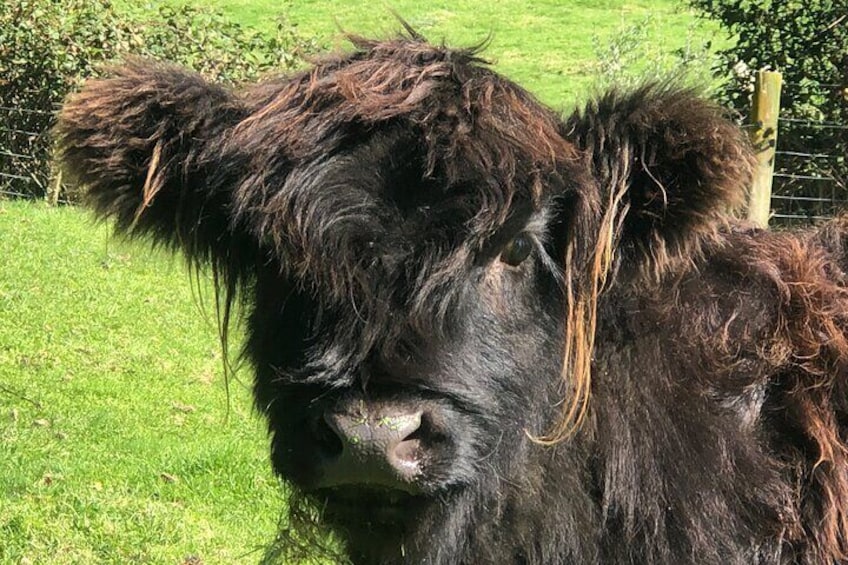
[
  {"xmin": 769, "ymin": 114, "xmax": 847, "ymax": 225},
  {"xmin": 763, "ymin": 76, "xmax": 847, "ymax": 226},
  {"xmin": 0, "ymin": 104, "xmax": 70, "ymax": 204},
  {"xmin": 1, "ymin": 92, "xmax": 846, "ymax": 220}
]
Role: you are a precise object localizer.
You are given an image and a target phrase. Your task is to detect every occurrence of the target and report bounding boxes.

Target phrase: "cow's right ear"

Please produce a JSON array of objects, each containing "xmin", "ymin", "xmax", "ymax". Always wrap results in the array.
[{"xmin": 56, "ymin": 60, "xmax": 247, "ymax": 266}]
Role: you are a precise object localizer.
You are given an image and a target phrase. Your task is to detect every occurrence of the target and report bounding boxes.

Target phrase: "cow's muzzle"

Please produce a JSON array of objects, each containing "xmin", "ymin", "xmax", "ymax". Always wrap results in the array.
[{"xmin": 309, "ymin": 397, "xmax": 446, "ymax": 493}]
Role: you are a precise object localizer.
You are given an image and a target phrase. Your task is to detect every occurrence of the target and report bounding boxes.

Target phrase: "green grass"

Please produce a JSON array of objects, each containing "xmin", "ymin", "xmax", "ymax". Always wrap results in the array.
[
  {"xmin": 0, "ymin": 201, "xmax": 285, "ymax": 563},
  {"xmin": 2, "ymin": 2, "xmax": 725, "ymax": 562},
  {"xmin": 127, "ymin": 0, "xmax": 724, "ymax": 107},
  {"xmin": 281, "ymin": 0, "xmax": 720, "ymax": 106}
]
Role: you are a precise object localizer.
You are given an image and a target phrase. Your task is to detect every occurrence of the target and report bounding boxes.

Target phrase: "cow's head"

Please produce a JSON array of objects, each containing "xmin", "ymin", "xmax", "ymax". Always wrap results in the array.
[{"xmin": 57, "ymin": 36, "xmax": 754, "ymax": 562}]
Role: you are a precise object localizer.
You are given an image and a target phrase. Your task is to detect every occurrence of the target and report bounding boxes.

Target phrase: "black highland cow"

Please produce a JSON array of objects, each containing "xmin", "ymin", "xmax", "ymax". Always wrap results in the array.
[{"xmin": 57, "ymin": 36, "xmax": 848, "ymax": 564}]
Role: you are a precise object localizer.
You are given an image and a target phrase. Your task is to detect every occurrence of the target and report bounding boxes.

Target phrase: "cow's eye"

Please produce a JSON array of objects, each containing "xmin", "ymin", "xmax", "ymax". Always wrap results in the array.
[{"xmin": 499, "ymin": 233, "xmax": 533, "ymax": 266}]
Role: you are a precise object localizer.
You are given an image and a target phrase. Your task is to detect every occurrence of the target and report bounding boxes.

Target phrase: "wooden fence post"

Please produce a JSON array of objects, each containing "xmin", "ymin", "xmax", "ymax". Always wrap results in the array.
[{"xmin": 747, "ymin": 70, "xmax": 782, "ymax": 228}]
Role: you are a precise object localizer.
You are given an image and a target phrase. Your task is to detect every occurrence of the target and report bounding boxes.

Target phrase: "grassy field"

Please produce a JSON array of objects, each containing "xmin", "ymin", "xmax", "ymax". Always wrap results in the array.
[
  {"xmin": 0, "ymin": 202, "xmax": 285, "ymax": 563},
  {"xmin": 129, "ymin": 0, "xmax": 722, "ymax": 107},
  {"xmin": 2, "ymin": 2, "xmax": 720, "ymax": 563},
  {"xmin": 288, "ymin": 0, "xmax": 721, "ymax": 106}
]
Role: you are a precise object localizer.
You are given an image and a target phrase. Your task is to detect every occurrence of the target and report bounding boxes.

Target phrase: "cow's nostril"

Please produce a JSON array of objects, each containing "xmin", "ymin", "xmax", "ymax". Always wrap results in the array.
[
  {"xmin": 390, "ymin": 411, "xmax": 441, "ymax": 468},
  {"xmin": 404, "ymin": 411, "xmax": 445, "ymax": 445},
  {"xmin": 391, "ymin": 437, "xmax": 422, "ymax": 471}
]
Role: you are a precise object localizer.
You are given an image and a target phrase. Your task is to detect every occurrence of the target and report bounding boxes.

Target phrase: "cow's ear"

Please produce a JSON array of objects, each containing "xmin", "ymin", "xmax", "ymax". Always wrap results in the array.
[
  {"xmin": 563, "ymin": 84, "xmax": 755, "ymax": 270},
  {"xmin": 56, "ymin": 60, "xmax": 246, "ymax": 265}
]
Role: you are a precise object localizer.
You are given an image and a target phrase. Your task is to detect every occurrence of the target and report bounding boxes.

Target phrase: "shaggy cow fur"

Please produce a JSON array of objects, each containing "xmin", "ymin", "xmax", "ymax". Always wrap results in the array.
[{"xmin": 57, "ymin": 35, "xmax": 848, "ymax": 564}]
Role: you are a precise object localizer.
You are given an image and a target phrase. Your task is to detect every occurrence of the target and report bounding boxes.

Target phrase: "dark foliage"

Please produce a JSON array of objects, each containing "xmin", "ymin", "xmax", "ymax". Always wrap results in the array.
[
  {"xmin": 57, "ymin": 36, "xmax": 848, "ymax": 564},
  {"xmin": 689, "ymin": 0, "xmax": 848, "ymax": 224},
  {"xmin": 0, "ymin": 0, "xmax": 315, "ymax": 201}
]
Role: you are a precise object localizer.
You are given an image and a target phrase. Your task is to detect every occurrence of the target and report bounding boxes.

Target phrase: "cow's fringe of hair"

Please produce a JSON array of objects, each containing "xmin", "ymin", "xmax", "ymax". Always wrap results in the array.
[{"xmin": 536, "ymin": 182, "xmax": 631, "ymax": 443}]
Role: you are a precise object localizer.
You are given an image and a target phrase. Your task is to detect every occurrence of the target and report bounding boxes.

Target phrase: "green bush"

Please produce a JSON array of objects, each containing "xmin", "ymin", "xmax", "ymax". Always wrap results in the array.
[
  {"xmin": 690, "ymin": 0, "xmax": 848, "ymax": 224},
  {"xmin": 0, "ymin": 0, "xmax": 318, "ymax": 201}
]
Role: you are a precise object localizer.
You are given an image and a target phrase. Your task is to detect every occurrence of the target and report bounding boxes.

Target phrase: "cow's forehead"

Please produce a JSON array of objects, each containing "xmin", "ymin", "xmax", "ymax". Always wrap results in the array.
[
  {"xmin": 233, "ymin": 38, "xmax": 582, "ymax": 311},
  {"xmin": 236, "ymin": 37, "xmax": 578, "ymax": 192},
  {"xmin": 299, "ymin": 124, "xmax": 554, "ymax": 250}
]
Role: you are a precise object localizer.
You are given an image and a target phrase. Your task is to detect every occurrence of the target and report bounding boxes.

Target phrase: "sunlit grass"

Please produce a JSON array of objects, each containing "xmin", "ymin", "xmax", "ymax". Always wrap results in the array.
[
  {"xmin": 0, "ymin": 201, "xmax": 285, "ymax": 563},
  {"xmin": 123, "ymin": 0, "xmax": 724, "ymax": 107}
]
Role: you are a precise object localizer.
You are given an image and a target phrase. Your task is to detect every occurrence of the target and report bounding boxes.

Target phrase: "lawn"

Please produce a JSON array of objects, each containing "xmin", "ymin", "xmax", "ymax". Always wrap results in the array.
[
  {"xmin": 283, "ymin": 0, "xmax": 722, "ymax": 106},
  {"xmin": 0, "ymin": 201, "xmax": 286, "ymax": 563},
  {"xmin": 1, "ymin": 2, "xmax": 721, "ymax": 563},
  {"xmin": 127, "ymin": 0, "xmax": 724, "ymax": 107}
]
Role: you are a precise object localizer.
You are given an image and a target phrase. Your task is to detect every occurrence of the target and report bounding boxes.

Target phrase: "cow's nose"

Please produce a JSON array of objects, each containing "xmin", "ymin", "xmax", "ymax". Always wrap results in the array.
[{"xmin": 314, "ymin": 404, "xmax": 425, "ymax": 492}]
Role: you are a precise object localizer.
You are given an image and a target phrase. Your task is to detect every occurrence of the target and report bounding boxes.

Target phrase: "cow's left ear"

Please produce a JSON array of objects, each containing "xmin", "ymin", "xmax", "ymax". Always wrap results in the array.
[{"xmin": 563, "ymin": 84, "xmax": 756, "ymax": 268}]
